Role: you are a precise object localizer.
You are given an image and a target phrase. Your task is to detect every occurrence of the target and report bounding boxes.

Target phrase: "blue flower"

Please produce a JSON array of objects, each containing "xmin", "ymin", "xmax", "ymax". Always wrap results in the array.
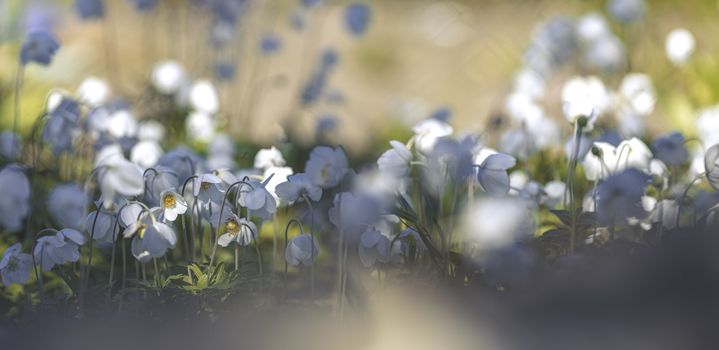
[
  {"xmin": 275, "ymin": 173, "xmax": 322, "ymax": 203},
  {"xmin": 20, "ymin": 31, "xmax": 60, "ymax": 66},
  {"xmin": 128, "ymin": 0, "xmax": 159, "ymax": 12},
  {"xmin": 430, "ymin": 107, "xmax": 452, "ymax": 123},
  {"xmin": 43, "ymin": 98, "xmax": 81, "ymax": 155},
  {"xmin": 0, "ymin": 165, "xmax": 30, "ymax": 232},
  {"xmin": 260, "ymin": 33, "xmax": 282, "ymax": 55},
  {"xmin": 607, "ymin": 0, "xmax": 646, "ymax": 24},
  {"xmin": 595, "ymin": 168, "xmax": 651, "ymax": 226},
  {"xmin": 652, "ymin": 131, "xmax": 688, "ymax": 166},
  {"xmin": 299, "ymin": 0, "xmax": 322, "ymax": 9},
  {"xmin": 305, "ymin": 145, "xmax": 349, "ymax": 188},
  {"xmin": 74, "ymin": 0, "xmax": 105, "ymax": 20},
  {"xmin": 214, "ymin": 61, "xmax": 236, "ymax": 81},
  {"xmin": 343, "ymin": 3, "xmax": 372, "ymax": 37}
]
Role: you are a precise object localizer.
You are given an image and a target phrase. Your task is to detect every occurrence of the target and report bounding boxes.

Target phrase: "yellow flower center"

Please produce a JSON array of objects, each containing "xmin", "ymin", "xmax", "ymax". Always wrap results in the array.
[
  {"xmin": 226, "ymin": 219, "xmax": 240, "ymax": 235},
  {"xmin": 163, "ymin": 194, "xmax": 176, "ymax": 209},
  {"xmin": 201, "ymin": 182, "xmax": 211, "ymax": 191}
]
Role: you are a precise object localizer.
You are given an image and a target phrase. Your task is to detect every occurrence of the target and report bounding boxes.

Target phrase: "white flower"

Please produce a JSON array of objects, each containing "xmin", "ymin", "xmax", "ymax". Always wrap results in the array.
[
  {"xmin": 85, "ymin": 209, "xmax": 117, "ymax": 246},
  {"xmin": 160, "ymin": 190, "xmax": 187, "ymax": 222},
  {"xmin": 263, "ymin": 166, "xmax": 293, "ymax": 204},
  {"xmin": 137, "ymin": 120, "xmax": 166, "ymax": 142},
  {"xmin": 582, "ymin": 137, "xmax": 653, "ymax": 181},
  {"xmin": 665, "ymin": 28, "xmax": 695, "ymax": 65},
  {"xmin": 237, "ymin": 177, "xmax": 277, "ymax": 220},
  {"xmin": 254, "ymin": 146, "xmax": 286, "ymax": 170},
  {"xmin": 305, "ymin": 146, "xmax": 349, "ymax": 188},
  {"xmin": 377, "ymin": 140, "xmax": 412, "ymax": 178},
  {"xmin": 0, "ymin": 165, "xmax": 31, "ymax": 231},
  {"xmin": 0, "ymin": 243, "xmax": 32, "ymax": 286},
  {"xmin": 542, "ymin": 181, "xmax": 566, "ymax": 208},
  {"xmin": 462, "ymin": 198, "xmax": 533, "ymax": 254},
  {"xmin": 217, "ymin": 215, "xmax": 258, "ymax": 247},
  {"xmin": 275, "ymin": 173, "xmax": 323, "ymax": 203},
  {"xmin": 576, "ymin": 13, "xmax": 610, "ymax": 43},
  {"xmin": 130, "ymin": 140, "xmax": 163, "ymax": 169},
  {"xmin": 189, "ymin": 80, "xmax": 219, "ymax": 114},
  {"xmin": 193, "ymin": 173, "xmax": 224, "ymax": 204},
  {"xmin": 107, "ymin": 110, "xmax": 138, "ymax": 139},
  {"xmin": 185, "ymin": 111, "xmax": 215, "ymax": 143},
  {"xmin": 285, "ymin": 235, "xmax": 320, "ymax": 267},
  {"xmin": 77, "ymin": 77, "xmax": 110, "ymax": 107},
  {"xmin": 358, "ymin": 227, "xmax": 392, "ymax": 267},
  {"xmin": 124, "ymin": 211, "xmax": 177, "ymax": 263},
  {"xmin": 696, "ymin": 105, "xmax": 719, "ymax": 147},
  {"xmin": 95, "ymin": 145, "xmax": 145, "ymax": 208},
  {"xmin": 412, "ymin": 118, "xmax": 453, "ymax": 155},
  {"xmin": 561, "ymin": 76, "xmax": 608, "ymax": 127},
  {"xmin": 34, "ymin": 229, "xmax": 86, "ymax": 272},
  {"xmin": 618, "ymin": 73, "xmax": 655, "ymax": 116},
  {"xmin": 151, "ymin": 60, "xmax": 187, "ymax": 94}
]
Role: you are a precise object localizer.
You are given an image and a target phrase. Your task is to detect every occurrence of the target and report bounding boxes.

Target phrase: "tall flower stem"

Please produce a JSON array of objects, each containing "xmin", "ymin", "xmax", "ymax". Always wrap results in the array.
[{"xmin": 565, "ymin": 118, "xmax": 585, "ymax": 254}]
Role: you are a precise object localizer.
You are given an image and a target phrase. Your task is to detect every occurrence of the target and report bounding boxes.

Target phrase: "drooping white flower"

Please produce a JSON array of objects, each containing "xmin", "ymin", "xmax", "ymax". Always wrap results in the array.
[
  {"xmin": 193, "ymin": 173, "xmax": 224, "ymax": 204},
  {"xmin": 46, "ymin": 183, "xmax": 87, "ymax": 231},
  {"xmin": 217, "ymin": 214, "xmax": 258, "ymax": 247},
  {"xmin": 130, "ymin": 140, "xmax": 163, "ymax": 169},
  {"xmin": 412, "ymin": 118, "xmax": 453, "ymax": 155},
  {"xmin": 151, "ymin": 60, "xmax": 187, "ymax": 94},
  {"xmin": 185, "ymin": 111, "xmax": 215, "ymax": 143},
  {"xmin": 107, "ymin": 110, "xmax": 138, "ymax": 139},
  {"xmin": 665, "ymin": 28, "xmax": 695, "ymax": 65},
  {"xmin": 85, "ymin": 209, "xmax": 117, "ymax": 246},
  {"xmin": 0, "ymin": 165, "xmax": 31, "ymax": 231},
  {"xmin": 189, "ymin": 80, "xmax": 219, "ymax": 114},
  {"xmin": 76, "ymin": 76, "xmax": 110, "ymax": 107},
  {"xmin": 254, "ymin": 146, "xmax": 286, "ymax": 171},
  {"xmin": 561, "ymin": 76, "xmax": 609, "ymax": 128},
  {"xmin": 618, "ymin": 73, "xmax": 655, "ymax": 116},
  {"xmin": 95, "ymin": 145, "xmax": 145, "ymax": 208},
  {"xmin": 123, "ymin": 210, "xmax": 177, "ymax": 263},
  {"xmin": 275, "ymin": 173, "xmax": 323, "ymax": 203},
  {"xmin": 576, "ymin": 13, "xmax": 611, "ymax": 43},
  {"xmin": 285, "ymin": 234, "xmax": 320, "ymax": 267},
  {"xmin": 377, "ymin": 140, "xmax": 412, "ymax": 178},
  {"xmin": 582, "ymin": 137, "xmax": 652, "ymax": 181},
  {"xmin": 0, "ymin": 243, "xmax": 33, "ymax": 286},
  {"xmin": 34, "ymin": 229, "xmax": 86, "ymax": 272},
  {"xmin": 263, "ymin": 166, "xmax": 293, "ymax": 204},
  {"xmin": 305, "ymin": 146, "xmax": 349, "ymax": 188},
  {"xmin": 160, "ymin": 189, "xmax": 187, "ymax": 222},
  {"xmin": 237, "ymin": 177, "xmax": 277, "ymax": 220}
]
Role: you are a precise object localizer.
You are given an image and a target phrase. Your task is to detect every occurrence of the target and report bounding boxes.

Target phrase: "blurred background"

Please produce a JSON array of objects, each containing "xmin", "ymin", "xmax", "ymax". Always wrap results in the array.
[{"xmin": 2, "ymin": 0, "xmax": 719, "ymax": 153}]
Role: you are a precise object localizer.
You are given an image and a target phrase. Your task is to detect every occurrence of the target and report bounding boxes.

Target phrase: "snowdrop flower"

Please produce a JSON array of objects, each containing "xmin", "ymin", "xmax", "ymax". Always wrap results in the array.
[
  {"xmin": 263, "ymin": 166, "xmax": 293, "ymax": 204},
  {"xmin": 34, "ymin": 229, "xmax": 85, "ymax": 272},
  {"xmin": 576, "ymin": 13, "xmax": 611, "ymax": 43},
  {"xmin": 0, "ymin": 244, "xmax": 32, "ymax": 286},
  {"xmin": 0, "ymin": 131, "xmax": 21, "ymax": 159},
  {"xmin": 561, "ymin": 76, "xmax": 608, "ymax": 128},
  {"xmin": 190, "ymin": 80, "xmax": 219, "ymax": 114},
  {"xmin": 137, "ymin": 120, "xmax": 166, "ymax": 142},
  {"xmin": 74, "ymin": 0, "xmax": 104, "ymax": 20},
  {"xmin": 47, "ymin": 184, "xmax": 87, "ymax": 231},
  {"xmin": 358, "ymin": 227, "xmax": 391, "ymax": 267},
  {"xmin": 0, "ymin": 165, "xmax": 31, "ymax": 232},
  {"xmin": 476, "ymin": 152, "xmax": 516, "ymax": 196},
  {"xmin": 463, "ymin": 198, "xmax": 534, "ymax": 253},
  {"xmin": 651, "ymin": 132, "xmax": 688, "ymax": 166},
  {"xmin": 185, "ymin": 111, "xmax": 215, "ymax": 143},
  {"xmin": 77, "ymin": 77, "xmax": 110, "ymax": 107},
  {"xmin": 607, "ymin": 0, "xmax": 646, "ymax": 24},
  {"xmin": 124, "ymin": 211, "xmax": 177, "ymax": 263},
  {"xmin": 695, "ymin": 105, "xmax": 719, "ymax": 147},
  {"xmin": 95, "ymin": 145, "xmax": 144, "ymax": 208},
  {"xmin": 595, "ymin": 169, "xmax": 651, "ymax": 226},
  {"xmin": 619, "ymin": 73, "xmax": 656, "ymax": 116},
  {"xmin": 85, "ymin": 209, "xmax": 117, "ymax": 246},
  {"xmin": 254, "ymin": 146, "xmax": 286, "ymax": 170},
  {"xmin": 344, "ymin": 3, "xmax": 372, "ymax": 37},
  {"xmin": 665, "ymin": 28, "xmax": 695, "ymax": 65},
  {"xmin": 582, "ymin": 138, "xmax": 652, "ymax": 181},
  {"xmin": 143, "ymin": 166, "xmax": 179, "ymax": 206},
  {"xmin": 151, "ymin": 61, "xmax": 187, "ymax": 94},
  {"xmin": 305, "ymin": 146, "xmax": 349, "ymax": 188},
  {"xmin": 20, "ymin": 30, "xmax": 60, "ymax": 66},
  {"xmin": 412, "ymin": 118, "xmax": 454, "ymax": 155},
  {"xmin": 275, "ymin": 173, "xmax": 323, "ymax": 203},
  {"xmin": 160, "ymin": 190, "xmax": 187, "ymax": 222},
  {"xmin": 193, "ymin": 173, "xmax": 224, "ymax": 204},
  {"xmin": 158, "ymin": 146, "xmax": 203, "ymax": 184},
  {"xmin": 217, "ymin": 215, "xmax": 257, "ymax": 247},
  {"xmin": 237, "ymin": 177, "xmax": 277, "ymax": 220},
  {"xmin": 285, "ymin": 234, "xmax": 320, "ymax": 267},
  {"xmin": 130, "ymin": 140, "xmax": 163, "ymax": 169},
  {"xmin": 378, "ymin": 141, "xmax": 412, "ymax": 178}
]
